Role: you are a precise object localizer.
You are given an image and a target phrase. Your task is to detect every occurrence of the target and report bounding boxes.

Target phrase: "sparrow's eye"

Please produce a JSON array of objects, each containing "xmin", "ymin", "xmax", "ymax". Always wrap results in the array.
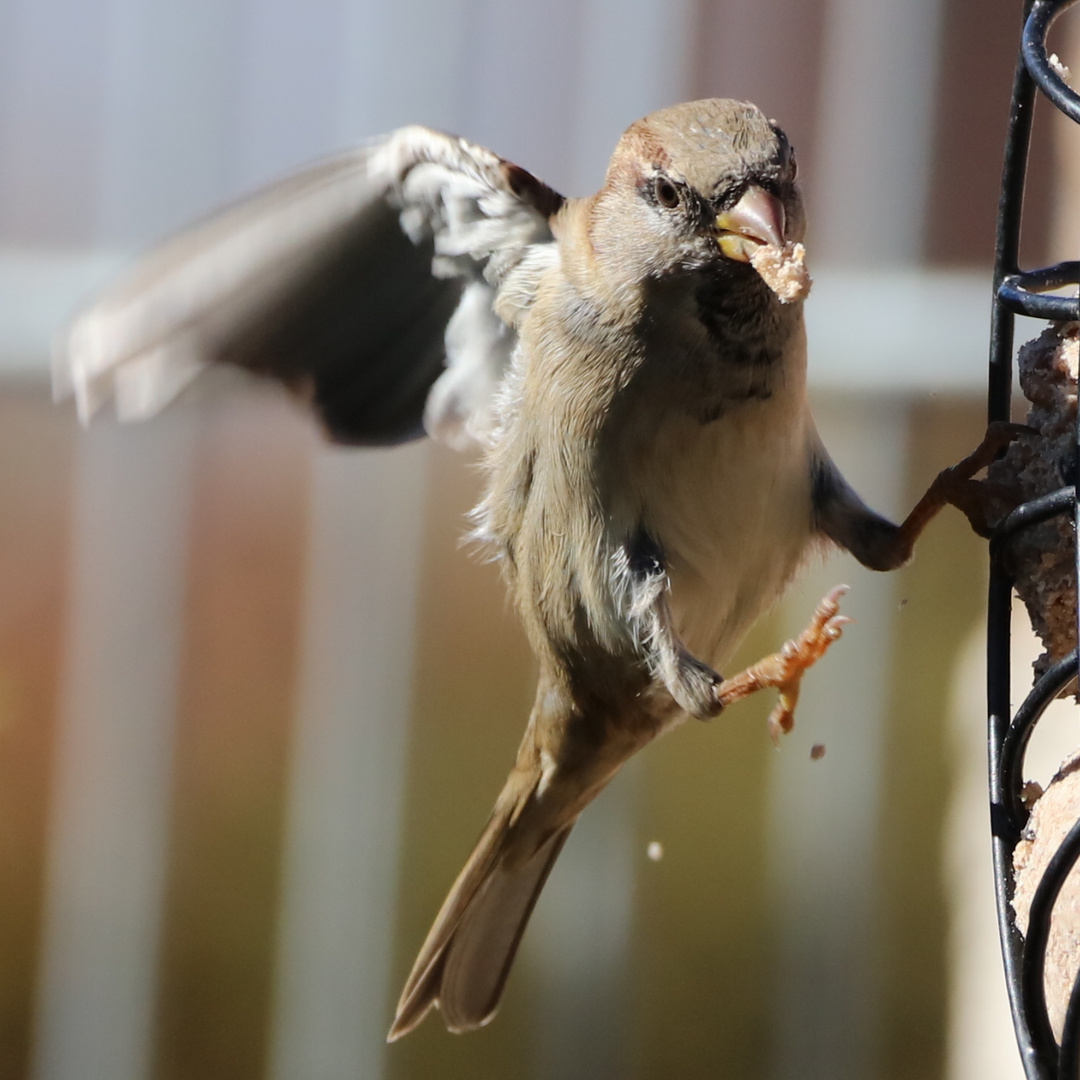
[
  {"xmin": 771, "ymin": 125, "xmax": 797, "ymax": 182},
  {"xmin": 653, "ymin": 177, "xmax": 681, "ymax": 209}
]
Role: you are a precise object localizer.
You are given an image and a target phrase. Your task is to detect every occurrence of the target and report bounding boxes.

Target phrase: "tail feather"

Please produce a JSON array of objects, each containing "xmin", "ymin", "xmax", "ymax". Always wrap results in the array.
[
  {"xmin": 387, "ymin": 787, "xmax": 573, "ymax": 1041},
  {"xmin": 440, "ymin": 827, "xmax": 571, "ymax": 1032}
]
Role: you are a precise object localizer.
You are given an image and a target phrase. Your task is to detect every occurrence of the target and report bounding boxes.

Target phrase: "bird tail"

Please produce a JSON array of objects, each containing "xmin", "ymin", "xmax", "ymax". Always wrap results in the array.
[{"xmin": 387, "ymin": 775, "xmax": 574, "ymax": 1041}]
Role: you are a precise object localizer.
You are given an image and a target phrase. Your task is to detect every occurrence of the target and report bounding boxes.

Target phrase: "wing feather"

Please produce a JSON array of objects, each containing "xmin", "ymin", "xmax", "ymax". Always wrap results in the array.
[{"xmin": 57, "ymin": 126, "xmax": 563, "ymax": 446}]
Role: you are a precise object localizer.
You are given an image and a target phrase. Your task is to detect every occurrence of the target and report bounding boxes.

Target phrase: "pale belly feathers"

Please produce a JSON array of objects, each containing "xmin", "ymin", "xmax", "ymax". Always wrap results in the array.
[{"xmin": 601, "ymin": 336, "xmax": 816, "ymax": 671}]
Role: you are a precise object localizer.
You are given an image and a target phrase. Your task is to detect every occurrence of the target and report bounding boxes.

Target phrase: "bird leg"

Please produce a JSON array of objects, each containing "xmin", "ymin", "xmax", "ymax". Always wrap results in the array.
[{"xmin": 714, "ymin": 585, "xmax": 850, "ymax": 744}]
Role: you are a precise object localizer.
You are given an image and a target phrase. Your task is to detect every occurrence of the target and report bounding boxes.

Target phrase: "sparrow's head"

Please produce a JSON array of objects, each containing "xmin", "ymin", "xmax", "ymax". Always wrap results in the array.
[{"xmin": 592, "ymin": 98, "xmax": 805, "ymax": 286}]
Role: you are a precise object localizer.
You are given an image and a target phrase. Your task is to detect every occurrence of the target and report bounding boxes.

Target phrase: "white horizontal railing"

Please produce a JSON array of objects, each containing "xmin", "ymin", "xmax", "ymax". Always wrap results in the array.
[
  {"xmin": 0, "ymin": 247, "xmax": 997, "ymax": 393},
  {"xmin": 0, "ymin": 250, "xmax": 127, "ymax": 377}
]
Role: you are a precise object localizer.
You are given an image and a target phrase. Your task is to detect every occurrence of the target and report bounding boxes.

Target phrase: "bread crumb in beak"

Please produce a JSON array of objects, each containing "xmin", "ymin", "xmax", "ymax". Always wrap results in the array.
[{"xmin": 749, "ymin": 241, "xmax": 811, "ymax": 303}]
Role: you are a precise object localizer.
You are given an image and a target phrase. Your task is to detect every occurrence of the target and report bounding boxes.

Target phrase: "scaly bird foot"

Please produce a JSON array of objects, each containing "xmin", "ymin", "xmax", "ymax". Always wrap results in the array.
[
  {"xmin": 714, "ymin": 585, "xmax": 851, "ymax": 745},
  {"xmin": 898, "ymin": 421, "xmax": 1033, "ymax": 546}
]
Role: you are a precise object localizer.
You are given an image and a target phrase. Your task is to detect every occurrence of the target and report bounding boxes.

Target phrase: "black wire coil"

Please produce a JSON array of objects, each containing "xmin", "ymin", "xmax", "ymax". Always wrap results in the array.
[{"xmin": 989, "ymin": 1, "xmax": 1080, "ymax": 1076}]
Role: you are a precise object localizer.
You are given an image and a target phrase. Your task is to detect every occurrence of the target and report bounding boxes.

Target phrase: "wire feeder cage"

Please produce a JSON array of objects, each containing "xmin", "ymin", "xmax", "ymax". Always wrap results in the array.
[{"xmin": 988, "ymin": 0, "xmax": 1080, "ymax": 1075}]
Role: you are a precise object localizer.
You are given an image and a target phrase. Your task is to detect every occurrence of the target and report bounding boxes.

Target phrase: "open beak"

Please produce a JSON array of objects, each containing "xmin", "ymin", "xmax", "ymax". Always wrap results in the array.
[{"xmin": 716, "ymin": 185, "xmax": 786, "ymax": 262}]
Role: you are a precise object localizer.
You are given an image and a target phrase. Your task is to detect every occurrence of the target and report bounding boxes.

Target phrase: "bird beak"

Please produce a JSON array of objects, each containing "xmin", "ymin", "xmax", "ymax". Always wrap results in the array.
[{"xmin": 716, "ymin": 186, "xmax": 786, "ymax": 262}]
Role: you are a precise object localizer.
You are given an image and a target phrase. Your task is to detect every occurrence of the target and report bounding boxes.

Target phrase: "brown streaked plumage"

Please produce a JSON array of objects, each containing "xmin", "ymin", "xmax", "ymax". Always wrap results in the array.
[{"xmin": 55, "ymin": 98, "xmax": 1010, "ymax": 1042}]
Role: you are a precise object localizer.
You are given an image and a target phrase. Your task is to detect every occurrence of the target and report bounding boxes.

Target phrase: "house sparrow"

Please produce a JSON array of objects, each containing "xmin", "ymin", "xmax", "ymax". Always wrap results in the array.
[{"xmin": 57, "ymin": 98, "xmax": 1009, "ymax": 1041}]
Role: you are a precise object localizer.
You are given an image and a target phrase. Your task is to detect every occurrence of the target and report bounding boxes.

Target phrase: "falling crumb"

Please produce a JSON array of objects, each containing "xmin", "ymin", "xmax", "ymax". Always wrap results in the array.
[
  {"xmin": 750, "ymin": 241, "xmax": 812, "ymax": 303},
  {"xmin": 646, "ymin": 841, "xmax": 664, "ymax": 862},
  {"xmin": 810, "ymin": 743, "xmax": 826, "ymax": 761},
  {"xmin": 898, "ymin": 598, "xmax": 909, "ymax": 610},
  {"xmin": 1049, "ymin": 53, "xmax": 1072, "ymax": 81}
]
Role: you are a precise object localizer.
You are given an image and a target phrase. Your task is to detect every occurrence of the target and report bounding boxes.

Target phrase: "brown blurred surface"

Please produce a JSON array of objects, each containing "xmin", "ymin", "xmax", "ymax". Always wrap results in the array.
[
  {"xmin": 630, "ymin": 618, "xmax": 778, "ymax": 1080},
  {"xmin": 874, "ymin": 398, "xmax": 988, "ymax": 1080},
  {"xmin": 0, "ymin": 0, "xmax": 1074, "ymax": 1075},
  {"xmin": 387, "ymin": 442, "xmax": 538, "ymax": 1080},
  {"xmin": 152, "ymin": 393, "xmax": 314, "ymax": 1080},
  {"xmin": 0, "ymin": 392, "xmax": 77, "ymax": 1080}
]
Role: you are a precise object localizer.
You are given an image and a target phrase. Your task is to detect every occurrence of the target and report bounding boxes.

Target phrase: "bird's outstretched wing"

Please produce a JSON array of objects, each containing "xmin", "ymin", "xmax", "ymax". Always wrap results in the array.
[{"xmin": 56, "ymin": 127, "xmax": 564, "ymax": 447}]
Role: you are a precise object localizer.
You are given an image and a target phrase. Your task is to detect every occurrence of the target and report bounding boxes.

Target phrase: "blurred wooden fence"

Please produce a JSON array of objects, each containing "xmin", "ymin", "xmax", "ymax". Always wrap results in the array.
[{"xmin": 0, "ymin": 1, "xmax": 1067, "ymax": 1078}]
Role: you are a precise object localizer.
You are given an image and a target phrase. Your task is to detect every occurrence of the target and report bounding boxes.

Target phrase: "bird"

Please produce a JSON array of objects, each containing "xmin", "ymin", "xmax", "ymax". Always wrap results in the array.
[{"xmin": 56, "ymin": 97, "xmax": 1011, "ymax": 1041}]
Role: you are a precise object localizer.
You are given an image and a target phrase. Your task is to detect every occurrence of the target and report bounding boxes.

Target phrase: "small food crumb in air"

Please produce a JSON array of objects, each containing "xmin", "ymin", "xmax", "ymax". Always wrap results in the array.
[
  {"xmin": 898, "ymin": 598, "xmax": 909, "ymax": 610},
  {"xmin": 810, "ymin": 743, "xmax": 826, "ymax": 761},
  {"xmin": 646, "ymin": 841, "xmax": 664, "ymax": 862}
]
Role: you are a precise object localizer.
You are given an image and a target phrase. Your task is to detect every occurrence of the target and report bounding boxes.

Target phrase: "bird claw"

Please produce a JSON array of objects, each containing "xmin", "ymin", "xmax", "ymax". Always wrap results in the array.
[
  {"xmin": 766, "ymin": 586, "xmax": 849, "ymax": 744},
  {"xmin": 923, "ymin": 422, "xmax": 1033, "ymax": 538},
  {"xmin": 977, "ymin": 420, "xmax": 1035, "ymax": 462},
  {"xmin": 895, "ymin": 419, "xmax": 1034, "ymax": 551},
  {"xmin": 932, "ymin": 422, "xmax": 1026, "ymax": 496},
  {"xmin": 784, "ymin": 584, "xmax": 849, "ymax": 663},
  {"xmin": 715, "ymin": 585, "xmax": 850, "ymax": 744}
]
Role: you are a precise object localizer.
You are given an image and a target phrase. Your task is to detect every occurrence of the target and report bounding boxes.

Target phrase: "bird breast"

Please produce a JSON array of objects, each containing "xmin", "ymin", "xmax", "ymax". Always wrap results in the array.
[
  {"xmin": 600, "ymin": 313, "xmax": 817, "ymax": 671},
  {"xmin": 477, "ymin": 258, "xmax": 817, "ymax": 687}
]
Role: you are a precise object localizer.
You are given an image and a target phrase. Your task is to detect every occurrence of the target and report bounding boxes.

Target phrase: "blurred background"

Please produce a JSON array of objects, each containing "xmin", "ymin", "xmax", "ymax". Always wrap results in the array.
[{"xmin": 0, "ymin": 0, "xmax": 1078, "ymax": 1078}]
